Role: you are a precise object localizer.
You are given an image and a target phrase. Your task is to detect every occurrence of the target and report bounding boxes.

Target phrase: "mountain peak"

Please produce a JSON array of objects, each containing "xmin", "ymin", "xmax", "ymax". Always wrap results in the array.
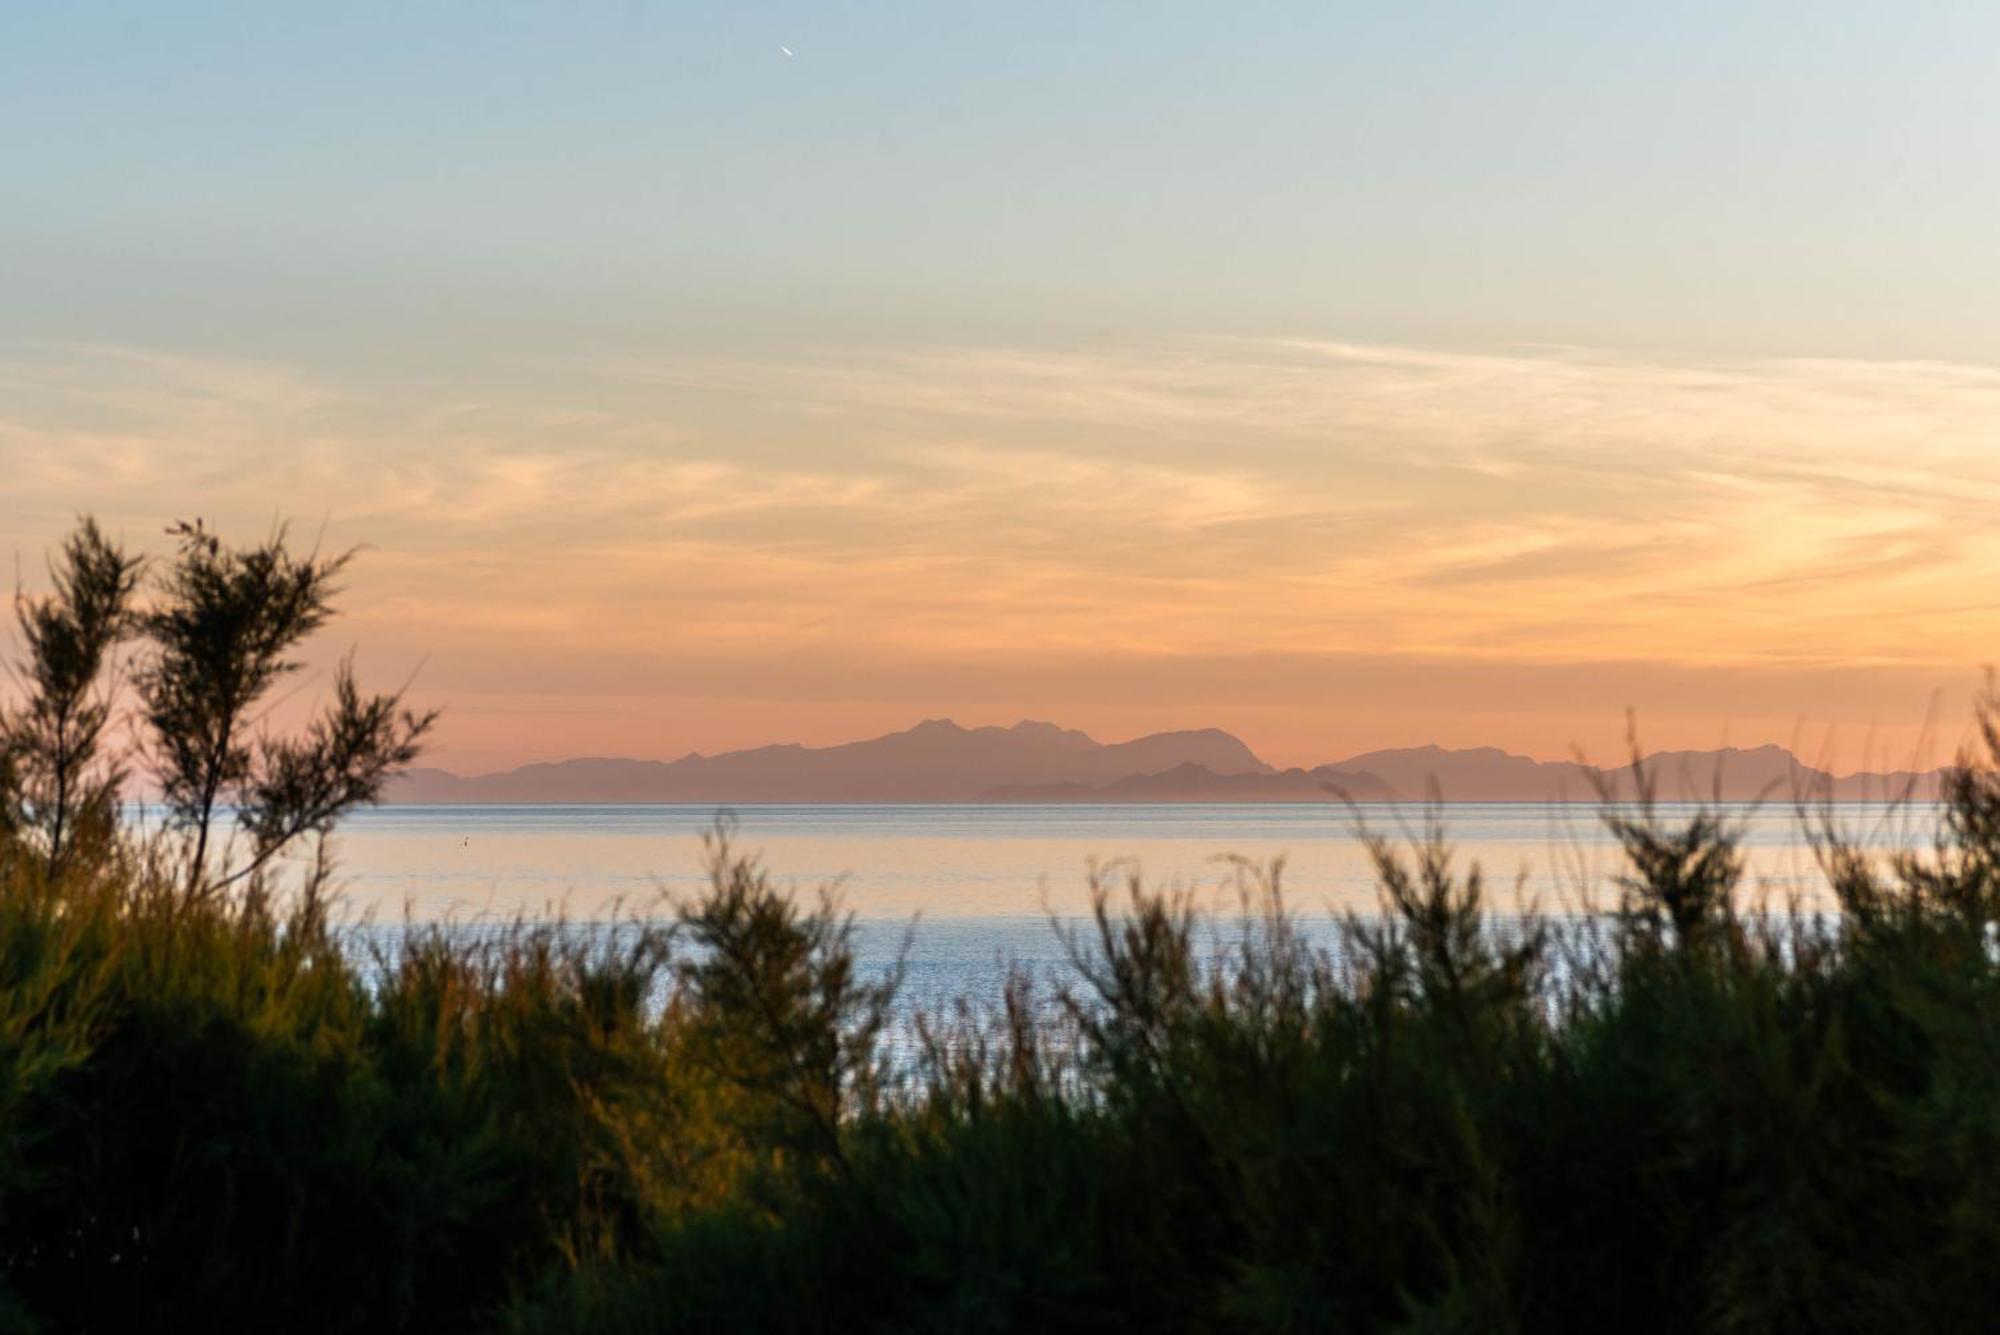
[
  {"xmin": 387, "ymin": 717, "xmax": 1278, "ymax": 803},
  {"xmin": 382, "ymin": 723, "xmax": 1947, "ymax": 807}
]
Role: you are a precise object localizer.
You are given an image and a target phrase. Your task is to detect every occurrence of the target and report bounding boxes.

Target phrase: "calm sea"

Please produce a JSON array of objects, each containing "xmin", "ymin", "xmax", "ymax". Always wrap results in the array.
[{"xmin": 291, "ymin": 801, "xmax": 1937, "ymax": 1006}]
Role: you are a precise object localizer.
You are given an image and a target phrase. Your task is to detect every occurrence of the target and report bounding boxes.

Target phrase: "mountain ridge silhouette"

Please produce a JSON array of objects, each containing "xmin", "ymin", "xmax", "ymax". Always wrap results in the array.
[{"xmin": 385, "ymin": 720, "xmax": 1945, "ymax": 804}]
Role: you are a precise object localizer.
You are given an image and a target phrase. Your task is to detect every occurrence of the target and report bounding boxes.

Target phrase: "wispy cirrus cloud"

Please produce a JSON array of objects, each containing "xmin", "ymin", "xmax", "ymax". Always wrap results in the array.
[{"xmin": 602, "ymin": 337, "xmax": 2000, "ymax": 663}]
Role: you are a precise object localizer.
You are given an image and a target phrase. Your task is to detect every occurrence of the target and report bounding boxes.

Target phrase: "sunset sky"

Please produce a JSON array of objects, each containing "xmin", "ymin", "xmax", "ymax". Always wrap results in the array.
[{"xmin": 5, "ymin": 3, "xmax": 1999, "ymax": 774}]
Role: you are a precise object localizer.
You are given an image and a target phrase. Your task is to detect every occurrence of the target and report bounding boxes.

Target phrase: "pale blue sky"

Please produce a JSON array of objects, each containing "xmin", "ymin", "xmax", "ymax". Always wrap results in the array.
[{"xmin": 7, "ymin": 2, "xmax": 2000, "ymax": 365}]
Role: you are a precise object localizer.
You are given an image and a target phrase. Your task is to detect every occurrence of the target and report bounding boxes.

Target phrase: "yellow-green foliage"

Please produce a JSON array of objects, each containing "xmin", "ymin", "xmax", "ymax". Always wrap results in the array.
[
  {"xmin": 5, "ymin": 755, "xmax": 2000, "ymax": 1334},
  {"xmin": 0, "ymin": 826, "xmax": 808, "ymax": 1332},
  {"xmin": 12, "ymin": 521, "xmax": 2000, "ymax": 1331}
]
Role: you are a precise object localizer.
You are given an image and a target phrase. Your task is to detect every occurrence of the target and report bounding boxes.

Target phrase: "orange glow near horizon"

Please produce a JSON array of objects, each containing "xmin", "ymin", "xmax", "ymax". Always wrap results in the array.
[{"xmin": 2, "ymin": 338, "xmax": 1994, "ymax": 776}]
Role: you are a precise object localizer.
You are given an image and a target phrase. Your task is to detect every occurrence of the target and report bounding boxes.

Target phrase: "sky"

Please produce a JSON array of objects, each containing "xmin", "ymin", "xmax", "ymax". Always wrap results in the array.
[{"xmin": 4, "ymin": 2, "xmax": 1999, "ymax": 774}]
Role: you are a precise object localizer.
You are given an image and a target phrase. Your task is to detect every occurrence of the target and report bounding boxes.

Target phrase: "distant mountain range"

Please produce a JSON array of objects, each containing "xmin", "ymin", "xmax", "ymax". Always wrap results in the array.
[{"xmin": 383, "ymin": 719, "xmax": 1946, "ymax": 805}]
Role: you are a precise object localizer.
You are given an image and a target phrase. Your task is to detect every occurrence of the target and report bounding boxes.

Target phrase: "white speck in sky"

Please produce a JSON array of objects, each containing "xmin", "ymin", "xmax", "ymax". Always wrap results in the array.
[{"xmin": 780, "ymin": 45, "xmax": 794, "ymax": 58}]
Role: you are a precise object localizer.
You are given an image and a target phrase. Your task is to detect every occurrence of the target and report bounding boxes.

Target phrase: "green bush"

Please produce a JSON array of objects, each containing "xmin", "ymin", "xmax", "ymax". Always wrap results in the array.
[{"xmin": 7, "ymin": 517, "xmax": 2000, "ymax": 1331}]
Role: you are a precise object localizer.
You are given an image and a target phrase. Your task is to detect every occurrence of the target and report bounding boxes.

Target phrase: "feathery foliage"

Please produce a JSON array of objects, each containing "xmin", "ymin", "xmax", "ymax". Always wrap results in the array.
[
  {"xmin": 3, "ymin": 518, "xmax": 142, "ymax": 878},
  {"xmin": 135, "ymin": 519, "xmax": 434, "ymax": 895}
]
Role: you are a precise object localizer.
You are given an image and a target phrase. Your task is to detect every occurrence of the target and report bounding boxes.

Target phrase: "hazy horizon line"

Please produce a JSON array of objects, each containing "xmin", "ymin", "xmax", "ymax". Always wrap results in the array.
[{"xmin": 401, "ymin": 712, "xmax": 1955, "ymax": 784}]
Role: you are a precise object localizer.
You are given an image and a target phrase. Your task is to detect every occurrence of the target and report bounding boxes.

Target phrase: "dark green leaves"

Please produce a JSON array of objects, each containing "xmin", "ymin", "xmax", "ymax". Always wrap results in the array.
[
  {"xmin": 4, "ymin": 517, "xmax": 143, "ymax": 875},
  {"xmin": 2, "ymin": 516, "xmax": 433, "ymax": 896},
  {"xmin": 132, "ymin": 519, "xmax": 433, "ymax": 894}
]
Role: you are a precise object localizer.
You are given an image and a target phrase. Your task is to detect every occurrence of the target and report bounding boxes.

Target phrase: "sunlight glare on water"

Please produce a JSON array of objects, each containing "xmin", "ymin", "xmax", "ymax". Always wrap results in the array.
[{"xmin": 299, "ymin": 801, "xmax": 1935, "ymax": 922}]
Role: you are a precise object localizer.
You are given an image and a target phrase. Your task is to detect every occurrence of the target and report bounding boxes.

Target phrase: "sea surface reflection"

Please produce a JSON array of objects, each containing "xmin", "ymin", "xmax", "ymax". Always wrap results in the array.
[{"xmin": 293, "ymin": 801, "xmax": 1937, "ymax": 1003}]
